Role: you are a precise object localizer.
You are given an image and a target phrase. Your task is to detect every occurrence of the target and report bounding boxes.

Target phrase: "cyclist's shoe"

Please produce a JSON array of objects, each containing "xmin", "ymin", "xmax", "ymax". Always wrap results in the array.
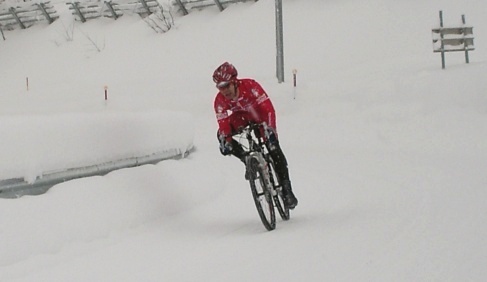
[
  {"xmin": 284, "ymin": 192, "xmax": 298, "ymax": 209},
  {"xmin": 282, "ymin": 181, "xmax": 298, "ymax": 209}
]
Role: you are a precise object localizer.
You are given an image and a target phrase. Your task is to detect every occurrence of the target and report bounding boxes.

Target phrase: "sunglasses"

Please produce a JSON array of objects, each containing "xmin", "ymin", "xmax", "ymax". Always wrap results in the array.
[{"xmin": 216, "ymin": 81, "xmax": 231, "ymax": 89}]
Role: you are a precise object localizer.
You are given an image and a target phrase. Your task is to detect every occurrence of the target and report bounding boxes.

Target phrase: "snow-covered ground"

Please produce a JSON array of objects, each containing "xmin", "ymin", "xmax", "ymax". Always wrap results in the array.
[{"xmin": 1, "ymin": 0, "xmax": 487, "ymax": 281}]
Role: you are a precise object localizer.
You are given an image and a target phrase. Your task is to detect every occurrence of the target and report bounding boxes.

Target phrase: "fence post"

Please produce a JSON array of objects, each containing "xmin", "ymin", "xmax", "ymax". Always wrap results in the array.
[
  {"xmin": 71, "ymin": 2, "xmax": 86, "ymax": 23},
  {"xmin": 173, "ymin": 0, "xmax": 188, "ymax": 15},
  {"xmin": 439, "ymin": 10, "xmax": 445, "ymax": 69},
  {"xmin": 139, "ymin": 0, "xmax": 152, "ymax": 15},
  {"xmin": 213, "ymin": 0, "xmax": 224, "ymax": 11},
  {"xmin": 9, "ymin": 7, "xmax": 26, "ymax": 29},
  {"xmin": 462, "ymin": 14, "xmax": 470, "ymax": 64},
  {"xmin": 37, "ymin": 3, "xmax": 54, "ymax": 24},
  {"xmin": 104, "ymin": 1, "xmax": 120, "ymax": 19}
]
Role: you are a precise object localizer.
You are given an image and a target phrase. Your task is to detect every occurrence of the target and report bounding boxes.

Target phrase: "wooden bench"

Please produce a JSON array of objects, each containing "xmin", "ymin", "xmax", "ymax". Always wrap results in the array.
[
  {"xmin": 432, "ymin": 11, "xmax": 474, "ymax": 69},
  {"xmin": 432, "ymin": 27, "xmax": 474, "ymax": 53}
]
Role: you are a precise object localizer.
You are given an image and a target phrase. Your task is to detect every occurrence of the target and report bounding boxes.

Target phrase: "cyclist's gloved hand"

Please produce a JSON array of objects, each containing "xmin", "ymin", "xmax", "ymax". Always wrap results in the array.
[
  {"xmin": 263, "ymin": 125, "xmax": 278, "ymax": 146},
  {"xmin": 221, "ymin": 141, "xmax": 233, "ymax": 155},
  {"xmin": 219, "ymin": 135, "xmax": 233, "ymax": 155}
]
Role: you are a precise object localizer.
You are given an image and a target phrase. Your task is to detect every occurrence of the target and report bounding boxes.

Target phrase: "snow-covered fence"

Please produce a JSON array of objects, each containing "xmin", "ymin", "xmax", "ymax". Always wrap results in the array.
[
  {"xmin": 67, "ymin": 0, "xmax": 161, "ymax": 22},
  {"xmin": 432, "ymin": 11, "xmax": 474, "ymax": 69},
  {"xmin": 173, "ymin": 0, "xmax": 257, "ymax": 15},
  {"xmin": 0, "ymin": 148, "xmax": 192, "ymax": 198},
  {"xmin": 0, "ymin": 1, "xmax": 58, "ymax": 30},
  {"xmin": 67, "ymin": 1, "xmax": 121, "ymax": 22}
]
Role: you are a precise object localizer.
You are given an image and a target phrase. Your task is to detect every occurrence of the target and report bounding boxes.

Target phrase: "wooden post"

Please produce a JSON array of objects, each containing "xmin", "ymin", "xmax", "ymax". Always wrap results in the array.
[
  {"xmin": 71, "ymin": 2, "xmax": 86, "ymax": 23},
  {"xmin": 139, "ymin": 0, "xmax": 152, "ymax": 15},
  {"xmin": 439, "ymin": 10, "xmax": 445, "ymax": 69},
  {"xmin": 173, "ymin": 0, "xmax": 188, "ymax": 15},
  {"xmin": 9, "ymin": 7, "xmax": 26, "ymax": 29},
  {"xmin": 37, "ymin": 3, "xmax": 54, "ymax": 24},
  {"xmin": 104, "ymin": 86, "xmax": 108, "ymax": 100},
  {"xmin": 104, "ymin": 1, "xmax": 120, "ymax": 20},
  {"xmin": 213, "ymin": 0, "xmax": 224, "ymax": 11},
  {"xmin": 462, "ymin": 14, "xmax": 470, "ymax": 64}
]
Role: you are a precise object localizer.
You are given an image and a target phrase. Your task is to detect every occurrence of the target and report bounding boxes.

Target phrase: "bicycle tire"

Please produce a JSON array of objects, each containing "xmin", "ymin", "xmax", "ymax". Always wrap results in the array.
[
  {"xmin": 268, "ymin": 161, "xmax": 290, "ymax": 221},
  {"xmin": 248, "ymin": 157, "xmax": 276, "ymax": 231}
]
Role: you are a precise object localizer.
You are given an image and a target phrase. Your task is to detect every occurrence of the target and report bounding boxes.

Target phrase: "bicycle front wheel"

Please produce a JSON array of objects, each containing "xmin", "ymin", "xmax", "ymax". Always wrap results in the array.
[{"xmin": 248, "ymin": 157, "xmax": 276, "ymax": 231}]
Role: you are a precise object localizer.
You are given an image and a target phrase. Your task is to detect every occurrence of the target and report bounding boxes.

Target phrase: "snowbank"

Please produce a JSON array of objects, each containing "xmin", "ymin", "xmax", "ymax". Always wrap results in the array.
[{"xmin": 0, "ymin": 111, "xmax": 194, "ymax": 182}]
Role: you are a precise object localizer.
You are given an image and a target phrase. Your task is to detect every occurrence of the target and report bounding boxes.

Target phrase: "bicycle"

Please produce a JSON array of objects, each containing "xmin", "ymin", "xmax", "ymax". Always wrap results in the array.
[{"xmin": 232, "ymin": 123, "xmax": 290, "ymax": 231}]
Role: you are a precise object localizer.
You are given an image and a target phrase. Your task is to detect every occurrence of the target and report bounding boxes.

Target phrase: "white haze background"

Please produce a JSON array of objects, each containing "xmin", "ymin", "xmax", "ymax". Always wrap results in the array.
[{"xmin": 1, "ymin": 0, "xmax": 487, "ymax": 281}]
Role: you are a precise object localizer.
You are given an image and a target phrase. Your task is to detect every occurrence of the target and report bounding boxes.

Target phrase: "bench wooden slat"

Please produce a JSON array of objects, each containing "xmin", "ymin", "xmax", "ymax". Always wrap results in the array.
[
  {"xmin": 432, "ymin": 27, "xmax": 473, "ymax": 36},
  {"xmin": 434, "ymin": 47, "xmax": 475, "ymax": 53}
]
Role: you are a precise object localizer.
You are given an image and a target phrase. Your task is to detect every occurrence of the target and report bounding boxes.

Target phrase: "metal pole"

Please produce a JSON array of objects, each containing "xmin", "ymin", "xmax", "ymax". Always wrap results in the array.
[{"xmin": 275, "ymin": 0, "xmax": 284, "ymax": 83}]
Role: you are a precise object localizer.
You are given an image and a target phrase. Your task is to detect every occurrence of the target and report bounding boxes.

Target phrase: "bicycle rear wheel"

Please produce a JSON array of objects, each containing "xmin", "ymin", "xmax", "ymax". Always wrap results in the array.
[
  {"xmin": 273, "ymin": 193, "xmax": 290, "ymax": 220},
  {"xmin": 268, "ymin": 161, "xmax": 290, "ymax": 220},
  {"xmin": 248, "ymin": 157, "xmax": 275, "ymax": 231}
]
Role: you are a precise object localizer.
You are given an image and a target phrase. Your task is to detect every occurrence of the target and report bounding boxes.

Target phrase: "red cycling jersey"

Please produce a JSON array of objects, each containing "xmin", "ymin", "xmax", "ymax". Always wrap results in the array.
[{"xmin": 214, "ymin": 78, "xmax": 276, "ymax": 140}]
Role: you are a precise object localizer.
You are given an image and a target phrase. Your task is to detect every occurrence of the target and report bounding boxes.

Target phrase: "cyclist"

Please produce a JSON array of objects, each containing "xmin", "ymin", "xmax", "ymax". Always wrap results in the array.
[{"xmin": 212, "ymin": 62, "xmax": 298, "ymax": 209}]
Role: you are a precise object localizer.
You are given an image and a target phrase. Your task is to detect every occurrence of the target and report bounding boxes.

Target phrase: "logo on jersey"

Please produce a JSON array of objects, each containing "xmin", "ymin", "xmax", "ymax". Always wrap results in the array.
[
  {"xmin": 217, "ymin": 105, "xmax": 223, "ymax": 113},
  {"xmin": 251, "ymin": 88, "xmax": 259, "ymax": 97},
  {"xmin": 216, "ymin": 104, "xmax": 228, "ymax": 120}
]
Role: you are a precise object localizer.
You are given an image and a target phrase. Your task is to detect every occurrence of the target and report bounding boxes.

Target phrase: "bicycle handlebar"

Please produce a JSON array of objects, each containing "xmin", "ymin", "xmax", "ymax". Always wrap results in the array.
[
  {"xmin": 230, "ymin": 123, "xmax": 267, "ymax": 155},
  {"xmin": 231, "ymin": 123, "xmax": 262, "ymax": 137}
]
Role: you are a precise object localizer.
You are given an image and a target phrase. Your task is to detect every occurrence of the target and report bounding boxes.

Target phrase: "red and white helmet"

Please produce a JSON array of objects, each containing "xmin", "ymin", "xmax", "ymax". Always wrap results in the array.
[{"xmin": 213, "ymin": 62, "xmax": 238, "ymax": 87}]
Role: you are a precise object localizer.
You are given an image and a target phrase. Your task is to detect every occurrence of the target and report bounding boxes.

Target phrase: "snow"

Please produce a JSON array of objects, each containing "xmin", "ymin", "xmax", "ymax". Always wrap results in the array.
[{"xmin": 1, "ymin": 0, "xmax": 487, "ymax": 281}]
